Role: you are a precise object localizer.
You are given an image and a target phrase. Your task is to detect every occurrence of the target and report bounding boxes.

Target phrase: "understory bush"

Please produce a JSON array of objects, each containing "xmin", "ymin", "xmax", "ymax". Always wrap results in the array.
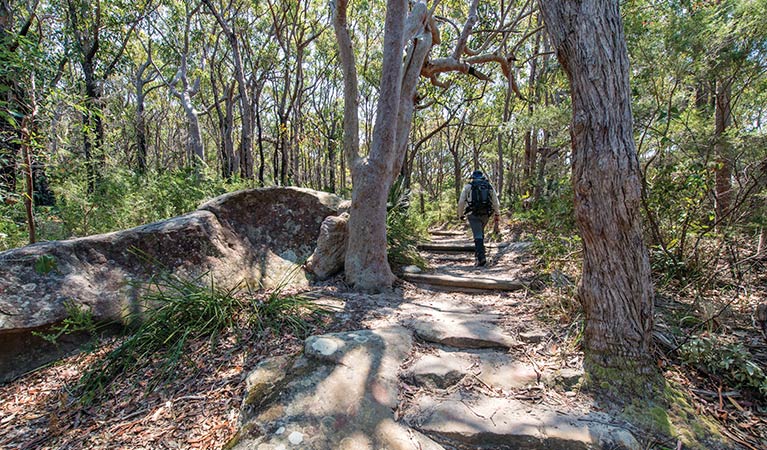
[
  {"xmin": 515, "ymin": 185, "xmax": 579, "ymax": 270},
  {"xmin": 1, "ymin": 166, "xmax": 247, "ymax": 251},
  {"xmin": 680, "ymin": 335, "xmax": 767, "ymax": 399},
  {"xmin": 387, "ymin": 176, "xmax": 427, "ymax": 269}
]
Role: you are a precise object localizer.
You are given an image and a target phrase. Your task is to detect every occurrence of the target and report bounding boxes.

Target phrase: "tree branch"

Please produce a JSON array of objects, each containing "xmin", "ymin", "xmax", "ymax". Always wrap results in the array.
[
  {"xmin": 332, "ymin": 0, "xmax": 360, "ymax": 164},
  {"xmin": 452, "ymin": 0, "xmax": 479, "ymax": 60}
]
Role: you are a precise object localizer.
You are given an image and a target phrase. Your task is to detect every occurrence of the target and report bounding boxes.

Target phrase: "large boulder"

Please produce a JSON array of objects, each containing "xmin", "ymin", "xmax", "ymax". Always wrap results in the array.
[
  {"xmin": 305, "ymin": 213, "xmax": 349, "ymax": 280},
  {"xmin": 0, "ymin": 187, "xmax": 343, "ymax": 383}
]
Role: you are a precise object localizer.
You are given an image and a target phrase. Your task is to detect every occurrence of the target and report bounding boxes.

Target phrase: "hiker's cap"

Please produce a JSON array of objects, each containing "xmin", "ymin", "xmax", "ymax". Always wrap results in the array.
[{"xmin": 471, "ymin": 170, "xmax": 483, "ymax": 179}]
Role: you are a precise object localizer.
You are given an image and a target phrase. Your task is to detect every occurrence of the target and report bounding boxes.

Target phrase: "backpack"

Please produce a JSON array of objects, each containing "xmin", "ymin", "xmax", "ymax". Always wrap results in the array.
[{"xmin": 468, "ymin": 178, "xmax": 493, "ymax": 215}]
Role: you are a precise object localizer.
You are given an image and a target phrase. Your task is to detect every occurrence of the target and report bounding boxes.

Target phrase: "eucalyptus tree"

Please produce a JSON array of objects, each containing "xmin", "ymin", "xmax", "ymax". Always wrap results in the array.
[
  {"xmin": 1, "ymin": 0, "xmax": 62, "ymax": 203},
  {"xmin": 65, "ymin": 0, "xmax": 145, "ymax": 191},
  {"xmin": 204, "ymin": 30, "xmax": 238, "ymax": 179},
  {"xmin": 202, "ymin": 0, "xmax": 257, "ymax": 179},
  {"xmin": 130, "ymin": 28, "xmax": 161, "ymax": 175},
  {"xmin": 335, "ymin": 0, "xmax": 538, "ymax": 290},
  {"xmin": 0, "ymin": 0, "xmax": 37, "ymax": 196},
  {"xmin": 625, "ymin": 0, "xmax": 767, "ymax": 262},
  {"xmin": 148, "ymin": 1, "xmax": 207, "ymax": 167},
  {"xmin": 264, "ymin": 0, "xmax": 323, "ymax": 186},
  {"xmin": 539, "ymin": 0, "xmax": 657, "ymax": 390}
]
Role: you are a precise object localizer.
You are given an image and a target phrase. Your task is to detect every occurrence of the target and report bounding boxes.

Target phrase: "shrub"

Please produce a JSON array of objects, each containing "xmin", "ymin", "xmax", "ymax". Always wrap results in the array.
[
  {"xmin": 387, "ymin": 176, "xmax": 427, "ymax": 269},
  {"xmin": 680, "ymin": 335, "xmax": 767, "ymax": 398}
]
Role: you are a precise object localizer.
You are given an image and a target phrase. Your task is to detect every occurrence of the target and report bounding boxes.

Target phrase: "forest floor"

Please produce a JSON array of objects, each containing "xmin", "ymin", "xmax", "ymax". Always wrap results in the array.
[{"xmin": 1, "ymin": 226, "xmax": 766, "ymax": 449}]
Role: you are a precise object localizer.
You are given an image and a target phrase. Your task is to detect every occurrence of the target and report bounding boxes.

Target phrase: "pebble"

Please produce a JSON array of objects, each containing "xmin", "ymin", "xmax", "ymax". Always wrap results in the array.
[{"xmin": 288, "ymin": 431, "xmax": 304, "ymax": 445}]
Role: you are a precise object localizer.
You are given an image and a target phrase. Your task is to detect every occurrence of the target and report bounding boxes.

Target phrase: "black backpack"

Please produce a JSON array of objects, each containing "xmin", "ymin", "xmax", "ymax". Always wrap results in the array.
[{"xmin": 468, "ymin": 178, "xmax": 493, "ymax": 215}]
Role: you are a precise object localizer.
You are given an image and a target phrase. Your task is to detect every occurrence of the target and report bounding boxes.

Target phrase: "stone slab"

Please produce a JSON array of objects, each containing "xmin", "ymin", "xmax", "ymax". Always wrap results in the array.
[
  {"xmin": 407, "ymin": 394, "xmax": 640, "ymax": 450},
  {"xmin": 231, "ymin": 327, "xmax": 445, "ymax": 450},
  {"xmin": 404, "ymin": 349, "xmax": 538, "ymax": 391},
  {"xmin": 408, "ymin": 313, "xmax": 519, "ymax": 349}
]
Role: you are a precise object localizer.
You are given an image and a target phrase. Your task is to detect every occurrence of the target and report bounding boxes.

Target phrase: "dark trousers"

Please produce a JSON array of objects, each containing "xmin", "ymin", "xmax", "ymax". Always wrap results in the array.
[{"xmin": 467, "ymin": 213, "xmax": 489, "ymax": 240}]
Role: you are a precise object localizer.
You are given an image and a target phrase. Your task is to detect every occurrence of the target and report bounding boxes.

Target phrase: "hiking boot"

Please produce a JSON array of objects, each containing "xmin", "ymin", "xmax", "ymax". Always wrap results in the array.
[{"xmin": 474, "ymin": 238, "xmax": 486, "ymax": 266}]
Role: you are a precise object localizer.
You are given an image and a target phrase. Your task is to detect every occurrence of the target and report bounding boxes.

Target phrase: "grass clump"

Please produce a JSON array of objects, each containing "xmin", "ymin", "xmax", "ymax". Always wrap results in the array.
[{"xmin": 46, "ymin": 271, "xmax": 332, "ymax": 405}]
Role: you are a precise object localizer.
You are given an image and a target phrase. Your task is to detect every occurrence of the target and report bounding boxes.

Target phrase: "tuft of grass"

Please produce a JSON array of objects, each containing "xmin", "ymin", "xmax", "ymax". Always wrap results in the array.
[{"xmin": 46, "ymin": 270, "xmax": 333, "ymax": 405}]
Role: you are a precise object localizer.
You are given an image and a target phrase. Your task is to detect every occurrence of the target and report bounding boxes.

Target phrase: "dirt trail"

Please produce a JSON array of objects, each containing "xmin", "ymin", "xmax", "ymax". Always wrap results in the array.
[{"xmin": 230, "ymin": 230, "xmax": 641, "ymax": 450}]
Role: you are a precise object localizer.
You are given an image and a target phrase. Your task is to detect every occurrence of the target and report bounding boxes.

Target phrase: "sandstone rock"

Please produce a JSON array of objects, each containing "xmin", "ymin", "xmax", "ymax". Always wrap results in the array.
[
  {"xmin": 404, "ymin": 351, "xmax": 470, "ymax": 389},
  {"xmin": 231, "ymin": 327, "xmax": 445, "ymax": 450},
  {"xmin": 409, "ymin": 313, "xmax": 518, "ymax": 349},
  {"xmin": 0, "ymin": 187, "xmax": 341, "ymax": 382},
  {"xmin": 546, "ymin": 367, "xmax": 584, "ymax": 390},
  {"xmin": 404, "ymin": 349, "xmax": 538, "ymax": 391},
  {"xmin": 305, "ymin": 213, "xmax": 348, "ymax": 280},
  {"xmin": 471, "ymin": 351, "xmax": 539, "ymax": 390},
  {"xmin": 406, "ymin": 394, "xmax": 640, "ymax": 450},
  {"xmin": 519, "ymin": 329, "xmax": 548, "ymax": 344},
  {"xmin": 402, "ymin": 265, "xmax": 422, "ymax": 274}
]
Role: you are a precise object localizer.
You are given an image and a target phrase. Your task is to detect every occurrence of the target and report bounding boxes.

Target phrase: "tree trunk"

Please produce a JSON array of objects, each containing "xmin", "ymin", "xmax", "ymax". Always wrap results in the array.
[
  {"xmin": 232, "ymin": 39, "xmax": 253, "ymax": 179},
  {"xmin": 0, "ymin": 94, "xmax": 19, "ymax": 196},
  {"xmin": 714, "ymin": 79, "xmax": 732, "ymax": 223},
  {"xmin": 539, "ymin": 0, "xmax": 656, "ymax": 388},
  {"xmin": 344, "ymin": 0, "xmax": 409, "ymax": 291},
  {"xmin": 180, "ymin": 91, "xmax": 204, "ymax": 166},
  {"xmin": 134, "ymin": 60, "xmax": 151, "ymax": 175},
  {"xmin": 0, "ymin": 1, "xmax": 18, "ymax": 197},
  {"xmin": 20, "ymin": 73, "xmax": 38, "ymax": 243},
  {"xmin": 83, "ymin": 61, "xmax": 101, "ymax": 193},
  {"xmin": 279, "ymin": 114, "xmax": 289, "ymax": 185},
  {"xmin": 256, "ymin": 88, "xmax": 266, "ymax": 186},
  {"xmin": 221, "ymin": 82, "xmax": 237, "ymax": 178}
]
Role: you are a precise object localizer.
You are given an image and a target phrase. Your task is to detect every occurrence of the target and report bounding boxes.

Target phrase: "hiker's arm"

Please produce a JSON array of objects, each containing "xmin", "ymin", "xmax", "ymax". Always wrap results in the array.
[{"xmin": 457, "ymin": 185, "xmax": 468, "ymax": 218}]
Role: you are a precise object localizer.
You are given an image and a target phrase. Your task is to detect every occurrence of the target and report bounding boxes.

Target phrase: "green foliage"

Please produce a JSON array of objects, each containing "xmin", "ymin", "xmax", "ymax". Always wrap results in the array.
[
  {"xmin": 0, "ymin": 166, "xmax": 246, "ymax": 251},
  {"xmin": 0, "ymin": 200, "xmax": 31, "ymax": 251},
  {"xmin": 45, "ymin": 270, "xmax": 331, "ymax": 405},
  {"xmin": 680, "ymin": 335, "xmax": 767, "ymax": 398},
  {"xmin": 53, "ymin": 167, "xmax": 235, "ymax": 238},
  {"xmin": 419, "ymin": 189, "xmax": 463, "ymax": 228},
  {"xmin": 34, "ymin": 301, "xmax": 97, "ymax": 345},
  {"xmin": 386, "ymin": 176, "xmax": 427, "ymax": 270},
  {"xmin": 34, "ymin": 254, "xmax": 57, "ymax": 275},
  {"xmin": 515, "ymin": 184, "xmax": 579, "ymax": 270}
]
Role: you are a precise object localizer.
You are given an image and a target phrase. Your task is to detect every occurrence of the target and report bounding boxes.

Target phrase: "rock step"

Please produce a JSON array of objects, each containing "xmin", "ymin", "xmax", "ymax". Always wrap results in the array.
[
  {"xmin": 417, "ymin": 242, "xmax": 510, "ymax": 252},
  {"xmin": 428, "ymin": 230, "xmax": 466, "ymax": 236},
  {"xmin": 402, "ymin": 273, "xmax": 524, "ymax": 291},
  {"xmin": 231, "ymin": 327, "xmax": 446, "ymax": 450},
  {"xmin": 403, "ymin": 349, "xmax": 539, "ymax": 391},
  {"xmin": 405, "ymin": 394, "xmax": 640, "ymax": 450}
]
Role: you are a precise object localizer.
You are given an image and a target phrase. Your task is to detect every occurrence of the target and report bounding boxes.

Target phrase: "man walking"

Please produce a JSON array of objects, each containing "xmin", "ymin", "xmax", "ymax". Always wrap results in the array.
[{"xmin": 458, "ymin": 170, "xmax": 501, "ymax": 266}]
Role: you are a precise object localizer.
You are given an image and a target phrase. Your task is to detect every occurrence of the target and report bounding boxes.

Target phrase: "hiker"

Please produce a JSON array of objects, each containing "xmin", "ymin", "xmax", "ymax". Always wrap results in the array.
[{"xmin": 458, "ymin": 170, "xmax": 501, "ymax": 266}]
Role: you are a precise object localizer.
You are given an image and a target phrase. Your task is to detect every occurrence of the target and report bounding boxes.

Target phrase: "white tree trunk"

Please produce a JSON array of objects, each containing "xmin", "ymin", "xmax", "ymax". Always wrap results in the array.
[{"xmin": 343, "ymin": 0, "xmax": 408, "ymax": 290}]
